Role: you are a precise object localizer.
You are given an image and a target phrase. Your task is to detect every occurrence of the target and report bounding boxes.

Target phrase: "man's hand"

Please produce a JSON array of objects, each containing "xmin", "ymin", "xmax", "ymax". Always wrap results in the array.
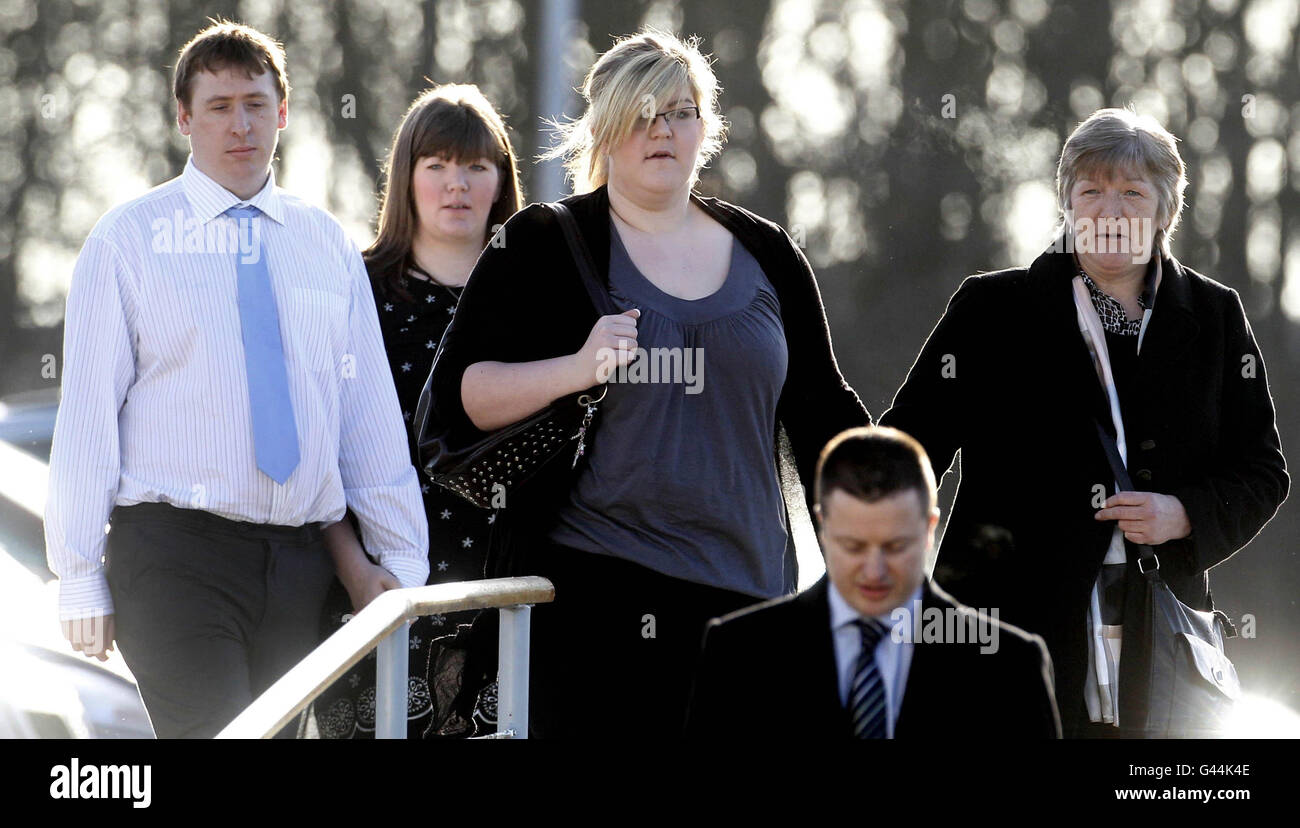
[
  {"xmin": 1094, "ymin": 491, "xmax": 1192, "ymax": 546},
  {"xmin": 62, "ymin": 613, "xmax": 116, "ymax": 661},
  {"xmin": 340, "ymin": 559, "xmax": 401, "ymax": 614},
  {"xmin": 324, "ymin": 517, "xmax": 402, "ymax": 614}
]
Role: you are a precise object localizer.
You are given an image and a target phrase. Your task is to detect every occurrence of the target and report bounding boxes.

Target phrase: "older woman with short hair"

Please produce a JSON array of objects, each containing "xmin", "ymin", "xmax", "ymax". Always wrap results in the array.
[
  {"xmin": 421, "ymin": 29, "xmax": 869, "ymax": 738},
  {"xmin": 880, "ymin": 108, "xmax": 1288, "ymax": 737}
]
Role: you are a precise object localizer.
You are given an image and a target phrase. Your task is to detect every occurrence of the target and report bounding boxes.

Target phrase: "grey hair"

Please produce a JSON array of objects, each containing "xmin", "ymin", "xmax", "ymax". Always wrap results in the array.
[{"xmin": 1056, "ymin": 107, "xmax": 1187, "ymax": 257}]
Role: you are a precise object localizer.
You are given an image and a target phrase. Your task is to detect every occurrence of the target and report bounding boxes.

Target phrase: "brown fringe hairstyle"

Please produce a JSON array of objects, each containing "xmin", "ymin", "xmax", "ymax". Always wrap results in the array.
[
  {"xmin": 365, "ymin": 84, "xmax": 524, "ymax": 301},
  {"xmin": 173, "ymin": 19, "xmax": 290, "ymax": 110}
]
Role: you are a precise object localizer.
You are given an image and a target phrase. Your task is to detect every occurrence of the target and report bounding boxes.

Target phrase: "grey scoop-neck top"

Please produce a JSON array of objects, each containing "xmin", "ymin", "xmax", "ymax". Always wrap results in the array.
[{"xmin": 547, "ymin": 220, "xmax": 790, "ymax": 598}]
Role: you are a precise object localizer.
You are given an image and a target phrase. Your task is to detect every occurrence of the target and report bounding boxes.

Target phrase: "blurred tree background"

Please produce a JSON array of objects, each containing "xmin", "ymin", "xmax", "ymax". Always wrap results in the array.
[{"xmin": 2, "ymin": 0, "xmax": 1296, "ymax": 710}]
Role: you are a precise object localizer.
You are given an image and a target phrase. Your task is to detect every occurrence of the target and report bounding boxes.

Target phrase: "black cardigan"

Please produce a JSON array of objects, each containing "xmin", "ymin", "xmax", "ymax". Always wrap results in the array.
[
  {"xmin": 879, "ymin": 241, "xmax": 1289, "ymax": 733},
  {"xmin": 417, "ymin": 185, "xmax": 871, "ymax": 582}
]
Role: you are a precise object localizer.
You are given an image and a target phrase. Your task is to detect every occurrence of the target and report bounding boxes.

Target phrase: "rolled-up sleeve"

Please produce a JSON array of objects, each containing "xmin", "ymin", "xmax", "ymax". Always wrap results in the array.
[
  {"xmin": 45, "ymin": 236, "xmax": 136, "ymax": 620},
  {"xmin": 337, "ymin": 244, "xmax": 429, "ymax": 589}
]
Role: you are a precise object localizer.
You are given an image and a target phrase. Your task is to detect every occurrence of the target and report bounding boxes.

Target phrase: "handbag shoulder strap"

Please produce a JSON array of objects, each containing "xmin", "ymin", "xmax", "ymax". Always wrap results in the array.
[
  {"xmin": 1095, "ymin": 417, "xmax": 1237, "ymax": 638},
  {"xmin": 1093, "ymin": 417, "xmax": 1163, "ymax": 581},
  {"xmin": 544, "ymin": 201, "xmax": 619, "ymax": 317}
]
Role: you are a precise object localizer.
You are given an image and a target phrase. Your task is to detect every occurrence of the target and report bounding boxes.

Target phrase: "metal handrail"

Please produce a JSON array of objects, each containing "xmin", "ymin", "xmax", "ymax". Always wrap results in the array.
[
  {"xmin": 0, "ymin": 428, "xmax": 555, "ymax": 739},
  {"xmin": 216, "ymin": 576, "xmax": 555, "ymax": 739}
]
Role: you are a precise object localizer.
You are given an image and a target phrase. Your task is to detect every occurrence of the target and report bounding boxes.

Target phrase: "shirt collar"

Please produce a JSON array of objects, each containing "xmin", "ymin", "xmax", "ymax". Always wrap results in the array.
[
  {"xmin": 827, "ymin": 579, "xmax": 924, "ymax": 636},
  {"xmin": 1077, "ymin": 254, "xmax": 1160, "ymax": 311},
  {"xmin": 181, "ymin": 155, "xmax": 286, "ymax": 225}
]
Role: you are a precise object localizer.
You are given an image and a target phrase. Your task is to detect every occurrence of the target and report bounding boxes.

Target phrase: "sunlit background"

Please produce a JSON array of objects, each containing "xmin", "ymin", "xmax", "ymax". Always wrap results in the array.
[{"xmin": 0, "ymin": 0, "xmax": 1296, "ymax": 736}]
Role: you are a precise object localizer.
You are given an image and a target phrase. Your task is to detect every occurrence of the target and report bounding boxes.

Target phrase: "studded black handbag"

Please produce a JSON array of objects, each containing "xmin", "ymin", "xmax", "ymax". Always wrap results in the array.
[{"xmin": 415, "ymin": 202, "xmax": 618, "ymax": 509}]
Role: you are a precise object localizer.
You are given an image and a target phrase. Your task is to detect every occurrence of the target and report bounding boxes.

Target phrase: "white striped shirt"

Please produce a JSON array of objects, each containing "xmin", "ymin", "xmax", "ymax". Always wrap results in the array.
[{"xmin": 45, "ymin": 157, "xmax": 429, "ymax": 619}]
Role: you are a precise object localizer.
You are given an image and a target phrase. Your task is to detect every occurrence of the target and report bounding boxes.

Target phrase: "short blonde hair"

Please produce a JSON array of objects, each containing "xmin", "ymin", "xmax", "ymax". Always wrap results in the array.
[
  {"xmin": 1056, "ymin": 107, "xmax": 1188, "ymax": 257},
  {"xmin": 545, "ymin": 29, "xmax": 727, "ymax": 193}
]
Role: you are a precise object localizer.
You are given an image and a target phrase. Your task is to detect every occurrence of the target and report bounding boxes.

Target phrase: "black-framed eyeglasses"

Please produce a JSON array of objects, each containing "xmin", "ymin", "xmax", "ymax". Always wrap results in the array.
[{"xmin": 637, "ymin": 105, "xmax": 701, "ymax": 131}]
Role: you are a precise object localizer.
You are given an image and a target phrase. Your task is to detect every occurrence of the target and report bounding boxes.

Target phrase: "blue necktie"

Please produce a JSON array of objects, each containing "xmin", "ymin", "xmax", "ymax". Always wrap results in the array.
[
  {"xmin": 225, "ymin": 205, "xmax": 300, "ymax": 484},
  {"xmin": 850, "ymin": 618, "xmax": 889, "ymax": 739}
]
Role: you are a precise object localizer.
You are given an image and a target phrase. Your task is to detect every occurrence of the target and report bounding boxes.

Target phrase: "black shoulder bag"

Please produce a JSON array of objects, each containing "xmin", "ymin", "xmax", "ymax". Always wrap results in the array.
[
  {"xmin": 415, "ymin": 202, "xmax": 618, "ymax": 509},
  {"xmin": 1093, "ymin": 419, "xmax": 1241, "ymax": 736}
]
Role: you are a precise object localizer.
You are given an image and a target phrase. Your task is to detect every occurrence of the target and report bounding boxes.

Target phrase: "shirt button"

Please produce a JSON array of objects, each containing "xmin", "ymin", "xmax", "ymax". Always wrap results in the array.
[
  {"xmin": 1136, "ymin": 469, "xmax": 1153, "ymax": 482},
  {"xmin": 1139, "ymin": 439, "xmax": 1156, "ymax": 451}
]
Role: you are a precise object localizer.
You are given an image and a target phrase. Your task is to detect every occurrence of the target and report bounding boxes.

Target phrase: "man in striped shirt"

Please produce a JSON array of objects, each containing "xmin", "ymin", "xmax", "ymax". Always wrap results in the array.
[{"xmin": 44, "ymin": 21, "xmax": 428, "ymax": 738}]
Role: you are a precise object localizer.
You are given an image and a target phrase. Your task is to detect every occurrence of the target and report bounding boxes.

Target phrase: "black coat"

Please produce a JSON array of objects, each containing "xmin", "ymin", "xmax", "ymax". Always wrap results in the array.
[
  {"xmin": 685, "ymin": 576, "xmax": 1061, "ymax": 738},
  {"xmin": 419, "ymin": 185, "xmax": 870, "ymax": 580},
  {"xmin": 878, "ymin": 242, "xmax": 1289, "ymax": 734}
]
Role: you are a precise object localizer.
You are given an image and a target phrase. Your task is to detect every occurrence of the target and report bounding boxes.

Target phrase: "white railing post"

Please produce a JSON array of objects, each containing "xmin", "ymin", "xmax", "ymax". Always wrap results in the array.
[
  {"xmin": 216, "ymin": 577, "xmax": 552, "ymax": 739},
  {"xmin": 497, "ymin": 605, "xmax": 532, "ymax": 739},
  {"xmin": 375, "ymin": 620, "xmax": 409, "ymax": 739}
]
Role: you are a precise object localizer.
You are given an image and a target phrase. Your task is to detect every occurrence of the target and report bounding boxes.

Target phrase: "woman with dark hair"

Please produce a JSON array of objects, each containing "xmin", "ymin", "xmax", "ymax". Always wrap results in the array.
[
  {"xmin": 420, "ymin": 30, "xmax": 871, "ymax": 739},
  {"xmin": 880, "ymin": 108, "xmax": 1288, "ymax": 737},
  {"xmin": 314, "ymin": 84, "xmax": 524, "ymax": 739}
]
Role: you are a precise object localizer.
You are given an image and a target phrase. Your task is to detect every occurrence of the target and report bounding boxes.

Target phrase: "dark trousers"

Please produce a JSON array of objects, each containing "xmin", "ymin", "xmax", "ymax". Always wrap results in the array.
[
  {"xmin": 104, "ymin": 502, "xmax": 335, "ymax": 738},
  {"xmin": 521, "ymin": 543, "xmax": 762, "ymax": 739}
]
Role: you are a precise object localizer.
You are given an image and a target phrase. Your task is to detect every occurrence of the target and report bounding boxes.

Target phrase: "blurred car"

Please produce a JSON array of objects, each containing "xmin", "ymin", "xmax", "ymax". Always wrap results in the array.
[
  {"xmin": 0, "ymin": 387, "xmax": 57, "ymax": 578},
  {"xmin": 0, "ymin": 387, "xmax": 153, "ymax": 738}
]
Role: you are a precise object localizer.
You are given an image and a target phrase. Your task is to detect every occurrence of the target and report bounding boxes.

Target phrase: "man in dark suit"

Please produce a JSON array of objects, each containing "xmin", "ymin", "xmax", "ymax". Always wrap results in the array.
[{"xmin": 686, "ymin": 426, "xmax": 1061, "ymax": 738}]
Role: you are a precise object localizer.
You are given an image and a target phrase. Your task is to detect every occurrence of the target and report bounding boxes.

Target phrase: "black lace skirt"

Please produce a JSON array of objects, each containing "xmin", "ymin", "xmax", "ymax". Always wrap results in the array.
[{"xmin": 313, "ymin": 578, "xmax": 498, "ymax": 739}]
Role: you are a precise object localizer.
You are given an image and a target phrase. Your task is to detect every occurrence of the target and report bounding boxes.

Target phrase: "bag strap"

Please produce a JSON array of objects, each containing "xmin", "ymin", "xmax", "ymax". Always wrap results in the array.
[
  {"xmin": 545, "ymin": 201, "xmax": 620, "ymax": 317},
  {"xmin": 1093, "ymin": 418, "xmax": 1163, "ymax": 581}
]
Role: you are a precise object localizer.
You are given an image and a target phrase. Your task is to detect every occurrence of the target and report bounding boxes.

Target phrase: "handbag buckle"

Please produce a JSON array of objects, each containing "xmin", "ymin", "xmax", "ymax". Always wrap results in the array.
[
  {"xmin": 1137, "ymin": 553, "xmax": 1160, "ymax": 575},
  {"xmin": 576, "ymin": 385, "xmax": 609, "ymax": 407}
]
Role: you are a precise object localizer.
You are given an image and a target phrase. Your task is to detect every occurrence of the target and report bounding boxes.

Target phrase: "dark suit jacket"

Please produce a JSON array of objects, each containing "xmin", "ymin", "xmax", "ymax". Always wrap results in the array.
[
  {"xmin": 685, "ymin": 577, "xmax": 1061, "ymax": 738},
  {"xmin": 878, "ymin": 242, "xmax": 1289, "ymax": 734}
]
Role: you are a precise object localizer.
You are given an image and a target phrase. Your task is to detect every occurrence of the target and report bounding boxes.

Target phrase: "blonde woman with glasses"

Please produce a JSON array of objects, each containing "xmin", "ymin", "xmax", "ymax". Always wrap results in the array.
[{"xmin": 422, "ymin": 30, "xmax": 870, "ymax": 738}]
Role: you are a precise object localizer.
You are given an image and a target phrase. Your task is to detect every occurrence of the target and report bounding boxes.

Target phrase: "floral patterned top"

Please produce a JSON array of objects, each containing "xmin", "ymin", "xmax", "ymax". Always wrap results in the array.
[{"xmin": 315, "ymin": 263, "xmax": 497, "ymax": 739}]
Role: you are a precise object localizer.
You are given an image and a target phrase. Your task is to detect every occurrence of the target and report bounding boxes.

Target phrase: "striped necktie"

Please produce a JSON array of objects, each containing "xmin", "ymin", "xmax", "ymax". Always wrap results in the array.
[
  {"xmin": 225, "ymin": 205, "xmax": 300, "ymax": 484},
  {"xmin": 850, "ymin": 617, "xmax": 889, "ymax": 739}
]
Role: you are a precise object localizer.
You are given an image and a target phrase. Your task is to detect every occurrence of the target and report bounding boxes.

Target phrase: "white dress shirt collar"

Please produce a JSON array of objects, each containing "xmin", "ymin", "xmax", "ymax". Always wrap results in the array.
[
  {"xmin": 826, "ymin": 579, "xmax": 923, "ymax": 736},
  {"xmin": 181, "ymin": 155, "xmax": 286, "ymax": 225},
  {"xmin": 827, "ymin": 578, "xmax": 924, "ymax": 637}
]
